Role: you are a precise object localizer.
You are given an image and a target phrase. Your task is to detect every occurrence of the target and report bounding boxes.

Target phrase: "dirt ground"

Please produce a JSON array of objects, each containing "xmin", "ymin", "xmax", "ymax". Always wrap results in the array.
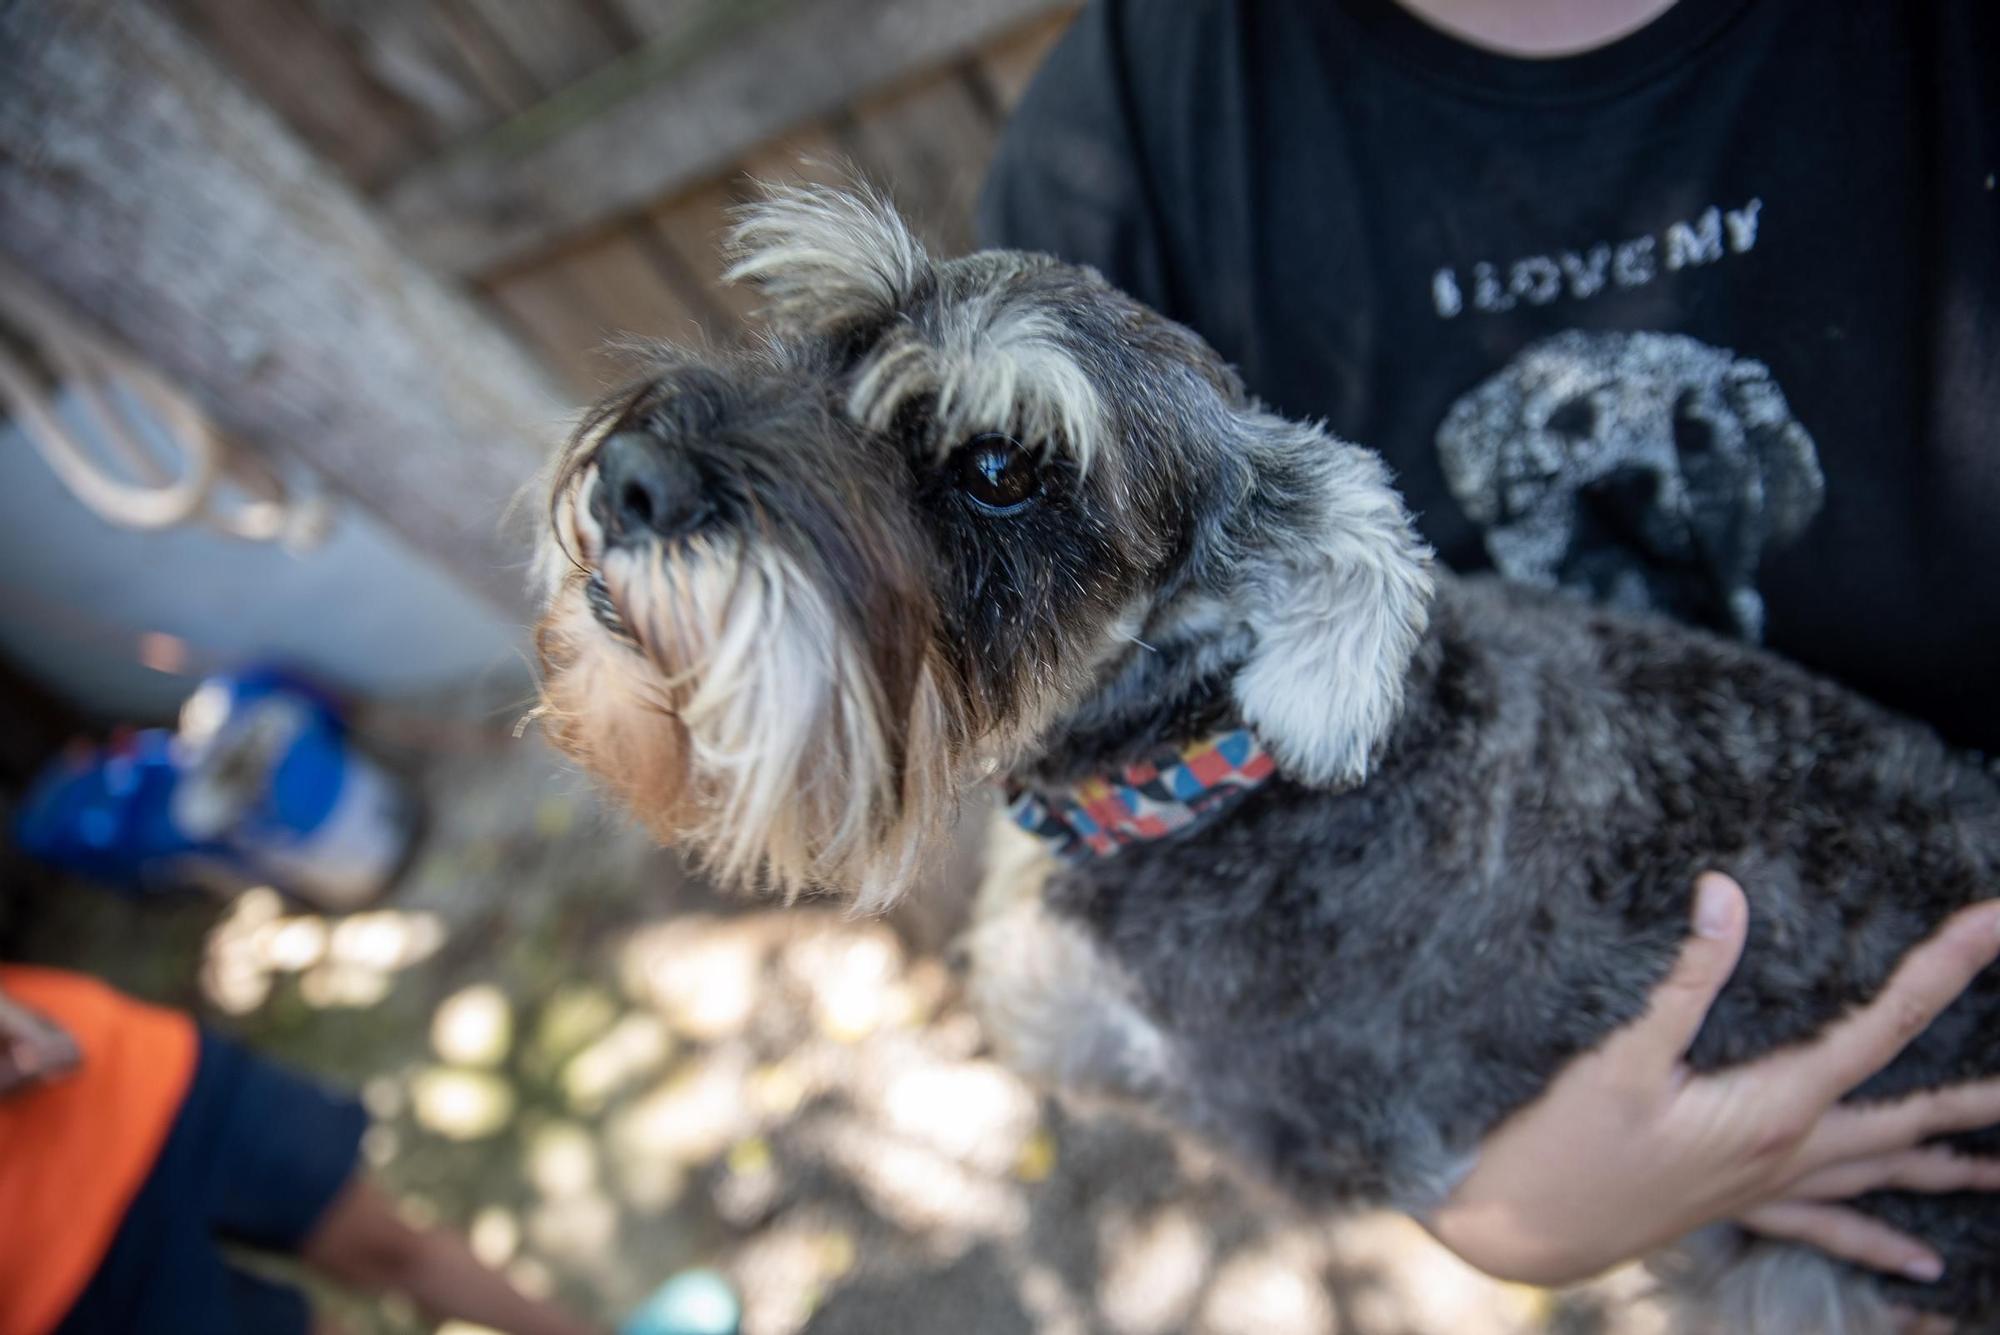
[{"xmin": 4, "ymin": 721, "xmax": 1671, "ymax": 1335}]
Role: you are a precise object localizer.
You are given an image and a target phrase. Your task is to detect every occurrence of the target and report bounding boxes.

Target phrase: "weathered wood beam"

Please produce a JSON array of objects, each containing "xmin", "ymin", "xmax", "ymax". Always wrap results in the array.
[
  {"xmin": 159, "ymin": 0, "xmax": 437, "ymax": 190},
  {"xmin": 457, "ymin": 0, "xmax": 627, "ymax": 99},
  {"xmin": 841, "ymin": 64, "xmax": 999, "ymax": 256},
  {"xmin": 0, "ymin": 1, "xmax": 569, "ymax": 620},
  {"xmin": 380, "ymin": 0, "xmax": 1074, "ymax": 275},
  {"xmin": 305, "ymin": 0, "xmax": 520, "ymax": 140}
]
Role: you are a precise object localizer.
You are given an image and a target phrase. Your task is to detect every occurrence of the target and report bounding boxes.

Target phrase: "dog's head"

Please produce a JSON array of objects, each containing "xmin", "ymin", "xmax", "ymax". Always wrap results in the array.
[{"xmin": 535, "ymin": 185, "xmax": 1431, "ymax": 906}]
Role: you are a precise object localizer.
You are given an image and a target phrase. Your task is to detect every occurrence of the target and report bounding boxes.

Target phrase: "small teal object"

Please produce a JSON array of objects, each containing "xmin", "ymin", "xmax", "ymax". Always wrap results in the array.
[{"xmin": 619, "ymin": 1268, "xmax": 741, "ymax": 1335}]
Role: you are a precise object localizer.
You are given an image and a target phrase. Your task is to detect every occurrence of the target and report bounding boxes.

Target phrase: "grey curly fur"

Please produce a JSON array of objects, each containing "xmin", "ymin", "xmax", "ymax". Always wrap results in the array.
[
  {"xmin": 1010, "ymin": 574, "xmax": 2000, "ymax": 1332},
  {"xmin": 536, "ymin": 186, "xmax": 2000, "ymax": 1333}
]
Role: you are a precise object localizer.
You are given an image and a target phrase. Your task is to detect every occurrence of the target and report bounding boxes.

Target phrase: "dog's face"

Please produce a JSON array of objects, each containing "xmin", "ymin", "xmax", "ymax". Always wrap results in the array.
[{"xmin": 535, "ymin": 187, "xmax": 1432, "ymax": 906}]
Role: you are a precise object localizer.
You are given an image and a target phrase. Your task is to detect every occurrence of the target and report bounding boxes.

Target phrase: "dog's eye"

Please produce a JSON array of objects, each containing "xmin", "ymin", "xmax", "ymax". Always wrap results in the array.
[{"xmin": 953, "ymin": 433, "xmax": 1041, "ymax": 514}]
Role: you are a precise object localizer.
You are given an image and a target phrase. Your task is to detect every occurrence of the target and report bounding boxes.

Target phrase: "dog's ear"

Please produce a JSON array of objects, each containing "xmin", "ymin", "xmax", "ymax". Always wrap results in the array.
[
  {"xmin": 1230, "ymin": 417, "xmax": 1434, "ymax": 788},
  {"xmin": 1722, "ymin": 358, "xmax": 1825, "ymax": 544},
  {"xmin": 724, "ymin": 180, "xmax": 929, "ymax": 333}
]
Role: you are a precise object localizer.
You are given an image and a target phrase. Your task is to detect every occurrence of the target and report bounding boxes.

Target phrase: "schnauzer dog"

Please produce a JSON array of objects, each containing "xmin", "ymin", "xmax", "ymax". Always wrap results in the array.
[{"xmin": 534, "ymin": 185, "xmax": 2000, "ymax": 1332}]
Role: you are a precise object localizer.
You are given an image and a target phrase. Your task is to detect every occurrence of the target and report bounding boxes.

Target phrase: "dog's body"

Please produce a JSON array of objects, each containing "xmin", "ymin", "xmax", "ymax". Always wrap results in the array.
[
  {"xmin": 978, "ymin": 572, "xmax": 2000, "ymax": 1327},
  {"xmin": 534, "ymin": 185, "xmax": 2000, "ymax": 1330}
]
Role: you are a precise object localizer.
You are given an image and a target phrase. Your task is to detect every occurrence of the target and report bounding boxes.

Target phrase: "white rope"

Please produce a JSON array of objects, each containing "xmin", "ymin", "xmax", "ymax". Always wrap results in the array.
[{"xmin": 0, "ymin": 263, "xmax": 327, "ymax": 548}]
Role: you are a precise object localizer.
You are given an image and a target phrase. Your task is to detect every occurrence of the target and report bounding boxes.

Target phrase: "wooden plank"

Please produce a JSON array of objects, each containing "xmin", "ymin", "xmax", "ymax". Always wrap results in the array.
[
  {"xmin": 839, "ymin": 67, "xmax": 999, "ymax": 256},
  {"xmin": 495, "ymin": 125, "xmax": 860, "ymax": 394},
  {"xmin": 429, "ymin": 0, "xmax": 546, "ymax": 115},
  {"xmin": 974, "ymin": 6, "xmax": 1077, "ymax": 111},
  {"xmin": 561, "ymin": 225, "xmax": 722, "ymax": 349},
  {"xmin": 0, "ymin": 2, "xmax": 567, "ymax": 619},
  {"xmin": 731, "ymin": 123, "xmax": 861, "ymax": 196},
  {"xmin": 606, "ymin": 0, "xmax": 708, "ymax": 43},
  {"xmin": 647, "ymin": 179, "xmax": 744, "ymax": 313},
  {"xmin": 458, "ymin": 0, "xmax": 624, "ymax": 97},
  {"xmin": 636, "ymin": 126, "xmax": 848, "ymax": 331},
  {"xmin": 642, "ymin": 125, "xmax": 854, "ymax": 329},
  {"xmin": 380, "ymin": 0, "xmax": 1074, "ymax": 275},
  {"xmin": 577, "ymin": 0, "xmax": 648, "ymax": 51},
  {"xmin": 483, "ymin": 266, "xmax": 621, "ymax": 399},
  {"xmin": 487, "ymin": 219, "xmax": 729, "ymax": 396},
  {"xmin": 161, "ymin": 0, "xmax": 431, "ymax": 189},
  {"xmin": 307, "ymin": 0, "xmax": 506, "ymax": 144}
]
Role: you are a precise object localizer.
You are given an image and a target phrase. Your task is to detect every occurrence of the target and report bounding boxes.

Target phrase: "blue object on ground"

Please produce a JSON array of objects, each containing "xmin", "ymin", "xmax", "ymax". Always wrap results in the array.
[
  {"xmin": 14, "ymin": 728, "xmax": 221, "ymax": 894},
  {"xmin": 14, "ymin": 665, "xmax": 416, "ymax": 909},
  {"xmin": 619, "ymin": 1268, "xmax": 742, "ymax": 1335}
]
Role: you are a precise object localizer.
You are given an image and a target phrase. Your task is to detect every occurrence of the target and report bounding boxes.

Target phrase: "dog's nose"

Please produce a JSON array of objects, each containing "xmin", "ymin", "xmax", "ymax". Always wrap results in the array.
[
  {"xmin": 1580, "ymin": 465, "xmax": 1665, "ymax": 544},
  {"xmin": 591, "ymin": 431, "xmax": 712, "ymax": 546}
]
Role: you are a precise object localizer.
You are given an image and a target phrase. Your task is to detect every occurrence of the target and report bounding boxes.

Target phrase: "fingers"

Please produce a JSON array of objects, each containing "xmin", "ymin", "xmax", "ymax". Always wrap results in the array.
[
  {"xmin": 1784, "ymin": 1147, "xmax": 2000, "ymax": 1201},
  {"xmin": 1799, "ymin": 1078, "xmax": 2000, "ymax": 1168},
  {"xmin": 1774, "ymin": 901, "xmax": 2000, "ymax": 1105},
  {"xmin": 1736, "ymin": 1201, "xmax": 1944, "ymax": 1283},
  {"xmin": 1611, "ymin": 873, "xmax": 1749, "ymax": 1076}
]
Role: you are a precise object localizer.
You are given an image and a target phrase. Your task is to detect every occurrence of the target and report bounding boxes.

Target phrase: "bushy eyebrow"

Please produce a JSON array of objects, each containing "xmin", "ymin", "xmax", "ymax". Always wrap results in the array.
[{"xmin": 845, "ymin": 298, "xmax": 1106, "ymax": 470}]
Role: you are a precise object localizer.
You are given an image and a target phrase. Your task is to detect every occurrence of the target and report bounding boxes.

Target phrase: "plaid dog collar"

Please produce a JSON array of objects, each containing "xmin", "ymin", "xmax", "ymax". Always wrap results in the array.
[{"xmin": 1007, "ymin": 729, "xmax": 1277, "ymax": 861}]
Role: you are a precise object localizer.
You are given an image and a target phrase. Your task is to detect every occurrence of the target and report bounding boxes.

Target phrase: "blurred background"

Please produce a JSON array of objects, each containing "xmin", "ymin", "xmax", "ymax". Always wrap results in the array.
[{"xmin": 0, "ymin": 4, "xmax": 1663, "ymax": 1333}]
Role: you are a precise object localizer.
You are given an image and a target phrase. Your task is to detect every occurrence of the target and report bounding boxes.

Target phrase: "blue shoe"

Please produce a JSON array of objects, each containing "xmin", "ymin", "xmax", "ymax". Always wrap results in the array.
[{"xmin": 619, "ymin": 1268, "xmax": 741, "ymax": 1335}]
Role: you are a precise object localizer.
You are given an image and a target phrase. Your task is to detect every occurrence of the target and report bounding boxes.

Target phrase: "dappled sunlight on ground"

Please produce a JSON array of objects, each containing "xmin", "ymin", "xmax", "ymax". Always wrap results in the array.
[
  {"xmin": 201, "ymin": 885, "xmax": 446, "ymax": 1015},
  {"xmin": 9, "ymin": 735, "xmax": 1670, "ymax": 1335}
]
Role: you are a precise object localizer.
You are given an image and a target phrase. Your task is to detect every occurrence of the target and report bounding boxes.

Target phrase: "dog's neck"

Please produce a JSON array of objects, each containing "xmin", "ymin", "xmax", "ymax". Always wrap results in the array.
[
  {"xmin": 1008, "ymin": 583, "xmax": 1453, "ymax": 793},
  {"xmin": 1006, "ymin": 587, "xmax": 1249, "ymax": 787}
]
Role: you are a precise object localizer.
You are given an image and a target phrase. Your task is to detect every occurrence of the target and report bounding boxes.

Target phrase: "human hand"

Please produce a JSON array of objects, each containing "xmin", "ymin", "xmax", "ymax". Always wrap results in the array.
[
  {"xmin": 1422, "ymin": 874, "xmax": 2000, "ymax": 1288},
  {"xmin": 0, "ymin": 989, "xmax": 81, "ymax": 1098}
]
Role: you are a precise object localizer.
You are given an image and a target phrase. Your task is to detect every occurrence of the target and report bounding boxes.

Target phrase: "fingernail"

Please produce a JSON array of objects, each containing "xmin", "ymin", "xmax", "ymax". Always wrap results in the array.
[
  {"xmin": 1695, "ymin": 877, "xmax": 1734, "ymax": 938},
  {"xmin": 1903, "ymin": 1255, "xmax": 1944, "ymax": 1283}
]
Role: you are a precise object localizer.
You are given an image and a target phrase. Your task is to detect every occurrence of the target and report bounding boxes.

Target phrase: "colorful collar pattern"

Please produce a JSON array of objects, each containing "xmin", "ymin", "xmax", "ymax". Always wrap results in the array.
[{"xmin": 1007, "ymin": 729, "xmax": 1277, "ymax": 861}]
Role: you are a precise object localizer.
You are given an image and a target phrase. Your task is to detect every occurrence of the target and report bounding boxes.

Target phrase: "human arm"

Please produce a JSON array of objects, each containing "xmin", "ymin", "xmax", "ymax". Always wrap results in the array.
[
  {"xmin": 301, "ymin": 1175, "xmax": 606, "ymax": 1335},
  {"xmin": 0, "ymin": 977, "xmax": 81, "ymax": 1097},
  {"xmin": 1423, "ymin": 873, "xmax": 2000, "ymax": 1287}
]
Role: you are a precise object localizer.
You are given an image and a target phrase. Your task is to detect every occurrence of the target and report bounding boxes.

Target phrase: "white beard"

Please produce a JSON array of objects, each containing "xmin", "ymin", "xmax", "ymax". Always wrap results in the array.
[{"xmin": 543, "ymin": 532, "xmax": 966, "ymax": 911}]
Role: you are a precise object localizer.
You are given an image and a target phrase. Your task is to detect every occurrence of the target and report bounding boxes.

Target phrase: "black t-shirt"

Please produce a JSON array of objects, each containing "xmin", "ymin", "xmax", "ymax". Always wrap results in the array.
[{"xmin": 979, "ymin": 0, "xmax": 1999, "ymax": 754}]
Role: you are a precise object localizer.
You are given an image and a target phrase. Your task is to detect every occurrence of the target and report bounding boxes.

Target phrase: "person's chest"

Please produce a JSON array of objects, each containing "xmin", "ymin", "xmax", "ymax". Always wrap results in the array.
[{"xmin": 1148, "ymin": 0, "xmax": 1999, "ymax": 750}]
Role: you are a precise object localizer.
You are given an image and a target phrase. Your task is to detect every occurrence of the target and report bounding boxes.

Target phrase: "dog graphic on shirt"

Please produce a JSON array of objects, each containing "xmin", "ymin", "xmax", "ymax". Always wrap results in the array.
[{"xmin": 1437, "ymin": 330, "xmax": 1824, "ymax": 641}]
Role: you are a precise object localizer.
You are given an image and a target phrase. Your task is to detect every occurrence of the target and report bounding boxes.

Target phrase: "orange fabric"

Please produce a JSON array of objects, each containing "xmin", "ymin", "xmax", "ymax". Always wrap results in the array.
[{"xmin": 0, "ymin": 966, "xmax": 197, "ymax": 1335}]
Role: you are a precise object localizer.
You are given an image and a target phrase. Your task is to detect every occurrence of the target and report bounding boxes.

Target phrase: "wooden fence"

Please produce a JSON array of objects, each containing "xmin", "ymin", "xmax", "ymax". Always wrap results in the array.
[{"xmin": 165, "ymin": 0, "xmax": 1077, "ymax": 395}]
